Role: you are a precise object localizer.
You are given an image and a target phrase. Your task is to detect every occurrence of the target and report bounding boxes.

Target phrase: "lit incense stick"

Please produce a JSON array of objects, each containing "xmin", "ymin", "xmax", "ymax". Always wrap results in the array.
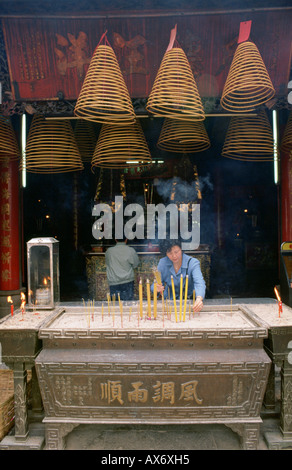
[
  {"xmin": 183, "ymin": 275, "xmax": 188, "ymax": 322},
  {"xmin": 171, "ymin": 275, "xmax": 178, "ymax": 322},
  {"xmin": 139, "ymin": 279, "xmax": 143, "ymax": 318},
  {"xmin": 107, "ymin": 293, "xmax": 111, "ymax": 315},
  {"xmin": 153, "ymin": 280, "xmax": 157, "ymax": 319},
  {"xmin": 154, "ymin": 270, "xmax": 165, "ymax": 314},
  {"xmin": 146, "ymin": 278, "xmax": 151, "ymax": 319},
  {"xmin": 118, "ymin": 293, "xmax": 123, "ymax": 328},
  {"xmin": 179, "ymin": 274, "xmax": 183, "ymax": 321}
]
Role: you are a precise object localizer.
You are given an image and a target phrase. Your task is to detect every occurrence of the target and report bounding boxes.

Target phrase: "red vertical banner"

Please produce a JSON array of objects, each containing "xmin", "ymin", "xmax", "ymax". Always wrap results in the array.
[
  {"xmin": 281, "ymin": 150, "xmax": 292, "ymax": 241},
  {"xmin": 0, "ymin": 158, "xmax": 20, "ymax": 290}
]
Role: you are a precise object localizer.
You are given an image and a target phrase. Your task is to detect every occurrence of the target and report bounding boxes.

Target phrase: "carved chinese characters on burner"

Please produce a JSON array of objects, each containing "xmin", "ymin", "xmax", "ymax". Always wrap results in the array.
[{"xmin": 53, "ymin": 376, "xmax": 203, "ymax": 407}]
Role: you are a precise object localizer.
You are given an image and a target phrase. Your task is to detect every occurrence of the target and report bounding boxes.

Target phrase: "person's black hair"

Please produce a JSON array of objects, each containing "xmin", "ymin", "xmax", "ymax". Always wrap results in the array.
[{"xmin": 159, "ymin": 239, "xmax": 182, "ymax": 256}]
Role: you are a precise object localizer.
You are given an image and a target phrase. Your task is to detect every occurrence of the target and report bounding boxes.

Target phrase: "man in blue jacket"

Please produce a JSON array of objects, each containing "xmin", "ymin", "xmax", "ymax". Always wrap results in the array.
[{"xmin": 153, "ymin": 239, "xmax": 206, "ymax": 313}]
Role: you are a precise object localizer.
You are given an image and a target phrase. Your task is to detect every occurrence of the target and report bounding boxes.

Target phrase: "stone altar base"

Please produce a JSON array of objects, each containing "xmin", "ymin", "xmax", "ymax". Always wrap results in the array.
[
  {"xmin": 35, "ymin": 303, "xmax": 271, "ymax": 450},
  {"xmin": 264, "ymin": 429, "xmax": 292, "ymax": 450},
  {"xmin": 0, "ymin": 434, "xmax": 45, "ymax": 450}
]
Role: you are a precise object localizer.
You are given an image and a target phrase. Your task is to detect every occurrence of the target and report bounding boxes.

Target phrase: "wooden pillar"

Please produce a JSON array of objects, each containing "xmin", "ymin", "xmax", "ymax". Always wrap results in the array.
[
  {"xmin": 0, "ymin": 158, "xmax": 21, "ymax": 317},
  {"xmin": 281, "ymin": 150, "xmax": 292, "ymax": 242}
]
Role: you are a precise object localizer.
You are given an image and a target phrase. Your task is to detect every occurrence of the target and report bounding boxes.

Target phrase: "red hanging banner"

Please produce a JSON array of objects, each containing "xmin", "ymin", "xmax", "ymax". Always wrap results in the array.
[
  {"xmin": 1, "ymin": 11, "xmax": 292, "ymax": 100},
  {"xmin": 0, "ymin": 159, "xmax": 20, "ymax": 291}
]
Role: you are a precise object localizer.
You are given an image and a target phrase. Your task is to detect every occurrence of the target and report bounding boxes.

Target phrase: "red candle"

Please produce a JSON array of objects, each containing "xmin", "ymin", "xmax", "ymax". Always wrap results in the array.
[
  {"xmin": 274, "ymin": 287, "xmax": 282, "ymax": 318},
  {"xmin": 7, "ymin": 296, "xmax": 13, "ymax": 316}
]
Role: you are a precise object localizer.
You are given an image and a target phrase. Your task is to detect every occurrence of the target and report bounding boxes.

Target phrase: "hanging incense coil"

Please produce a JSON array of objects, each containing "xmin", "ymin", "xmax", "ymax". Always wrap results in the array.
[
  {"xmin": 221, "ymin": 110, "xmax": 274, "ymax": 161},
  {"xmin": 0, "ymin": 116, "xmax": 20, "ymax": 160},
  {"xmin": 92, "ymin": 120, "xmax": 152, "ymax": 169},
  {"xmin": 220, "ymin": 41, "xmax": 275, "ymax": 112},
  {"xmin": 146, "ymin": 47, "xmax": 205, "ymax": 121},
  {"xmin": 157, "ymin": 118, "xmax": 210, "ymax": 153},
  {"xmin": 73, "ymin": 119, "xmax": 97, "ymax": 162},
  {"xmin": 22, "ymin": 115, "xmax": 84, "ymax": 173},
  {"xmin": 281, "ymin": 112, "xmax": 292, "ymax": 153},
  {"xmin": 74, "ymin": 44, "xmax": 136, "ymax": 125}
]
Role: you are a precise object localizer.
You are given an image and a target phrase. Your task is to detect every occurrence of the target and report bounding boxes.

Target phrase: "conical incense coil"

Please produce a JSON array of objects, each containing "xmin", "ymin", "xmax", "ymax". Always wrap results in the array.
[
  {"xmin": 92, "ymin": 120, "xmax": 152, "ymax": 169},
  {"xmin": 22, "ymin": 115, "xmax": 84, "ymax": 173},
  {"xmin": 146, "ymin": 47, "xmax": 205, "ymax": 121},
  {"xmin": 74, "ymin": 44, "xmax": 136, "ymax": 125},
  {"xmin": 157, "ymin": 118, "xmax": 210, "ymax": 153},
  {"xmin": 281, "ymin": 112, "xmax": 292, "ymax": 153},
  {"xmin": 74, "ymin": 119, "xmax": 97, "ymax": 162},
  {"xmin": 0, "ymin": 116, "xmax": 20, "ymax": 160},
  {"xmin": 220, "ymin": 41, "xmax": 275, "ymax": 112},
  {"xmin": 221, "ymin": 110, "xmax": 274, "ymax": 161}
]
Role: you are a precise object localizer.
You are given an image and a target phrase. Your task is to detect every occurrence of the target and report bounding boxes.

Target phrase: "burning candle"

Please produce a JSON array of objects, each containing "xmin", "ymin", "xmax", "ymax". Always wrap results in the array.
[
  {"xmin": 139, "ymin": 279, "xmax": 143, "ymax": 318},
  {"xmin": 274, "ymin": 286, "xmax": 281, "ymax": 302},
  {"xmin": 179, "ymin": 274, "xmax": 183, "ymax": 321},
  {"xmin": 183, "ymin": 275, "xmax": 188, "ymax": 322},
  {"xmin": 274, "ymin": 286, "xmax": 282, "ymax": 317},
  {"xmin": 7, "ymin": 296, "xmax": 13, "ymax": 316},
  {"xmin": 146, "ymin": 278, "xmax": 151, "ymax": 319},
  {"xmin": 153, "ymin": 280, "xmax": 157, "ymax": 319},
  {"xmin": 171, "ymin": 275, "xmax": 178, "ymax": 322},
  {"xmin": 20, "ymin": 292, "xmax": 26, "ymax": 321}
]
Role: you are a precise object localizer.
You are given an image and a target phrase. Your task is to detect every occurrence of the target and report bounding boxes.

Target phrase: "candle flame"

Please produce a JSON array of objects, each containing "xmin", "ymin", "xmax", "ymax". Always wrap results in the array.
[
  {"xmin": 20, "ymin": 292, "xmax": 26, "ymax": 301},
  {"xmin": 43, "ymin": 277, "xmax": 48, "ymax": 286},
  {"xmin": 7, "ymin": 296, "xmax": 13, "ymax": 304},
  {"xmin": 274, "ymin": 287, "xmax": 281, "ymax": 302}
]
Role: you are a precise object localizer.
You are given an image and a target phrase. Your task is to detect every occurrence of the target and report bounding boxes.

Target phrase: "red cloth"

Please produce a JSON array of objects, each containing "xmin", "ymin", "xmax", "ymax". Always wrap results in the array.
[{"xmin": 2, "ymin": 10, "xmax": 291, "ymax": 100}]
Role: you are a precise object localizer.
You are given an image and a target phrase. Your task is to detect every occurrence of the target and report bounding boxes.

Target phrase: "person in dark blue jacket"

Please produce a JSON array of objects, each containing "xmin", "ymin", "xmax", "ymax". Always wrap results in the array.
[{"xmin": 153, "ymin": 239, "xmax": 206, "ymax": 313}]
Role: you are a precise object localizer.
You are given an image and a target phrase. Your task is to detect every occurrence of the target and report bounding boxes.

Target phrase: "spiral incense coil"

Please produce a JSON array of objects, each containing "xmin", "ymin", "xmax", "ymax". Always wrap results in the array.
[
  {"xmin": 0, "ymin": 116, "xmax": 20, "ymax": 160},
  {"xmin": 74, "ymin": 119, "xmax": 97, "ymax": 162},
  {"xmin": 146, "ymin": 47, "xmax": 205, "ymax": 121},
  {"xmin": 74, "ymin": 44, "xmax": 136, "ymax": 125},
  {"xmin": 92, "ymin": 120, "xmax": 152, "ymax": 169},
  {"xmin": 221, "ymin": 110, "xmax": 274, "ymax": 161},
  {"xmin": 220, "ymin": 41, "xmax": 275, "ymax": 112},
  {"xmin": 157, "ymin": 118, "xmax": 210, "ymax": 153},
  {"xmin": 281, "ymin": 112, "xmax": 292, "ymax": 153},
  {"xmin": 22, "ymin": 115, "xmax": 84, "ymax": 173}
]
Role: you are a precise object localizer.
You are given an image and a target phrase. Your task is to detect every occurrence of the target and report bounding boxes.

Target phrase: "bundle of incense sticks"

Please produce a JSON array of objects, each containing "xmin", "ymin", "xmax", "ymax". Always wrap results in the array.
[{"xmin": 153, "ymin": 270, "xmax": 165, "ymax": 314}]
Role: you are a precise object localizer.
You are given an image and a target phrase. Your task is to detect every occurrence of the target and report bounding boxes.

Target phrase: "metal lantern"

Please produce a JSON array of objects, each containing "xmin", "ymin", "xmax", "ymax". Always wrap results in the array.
[{"xmin": 27, "ymin": 237, "xmax": 60, "ymax": 310}]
